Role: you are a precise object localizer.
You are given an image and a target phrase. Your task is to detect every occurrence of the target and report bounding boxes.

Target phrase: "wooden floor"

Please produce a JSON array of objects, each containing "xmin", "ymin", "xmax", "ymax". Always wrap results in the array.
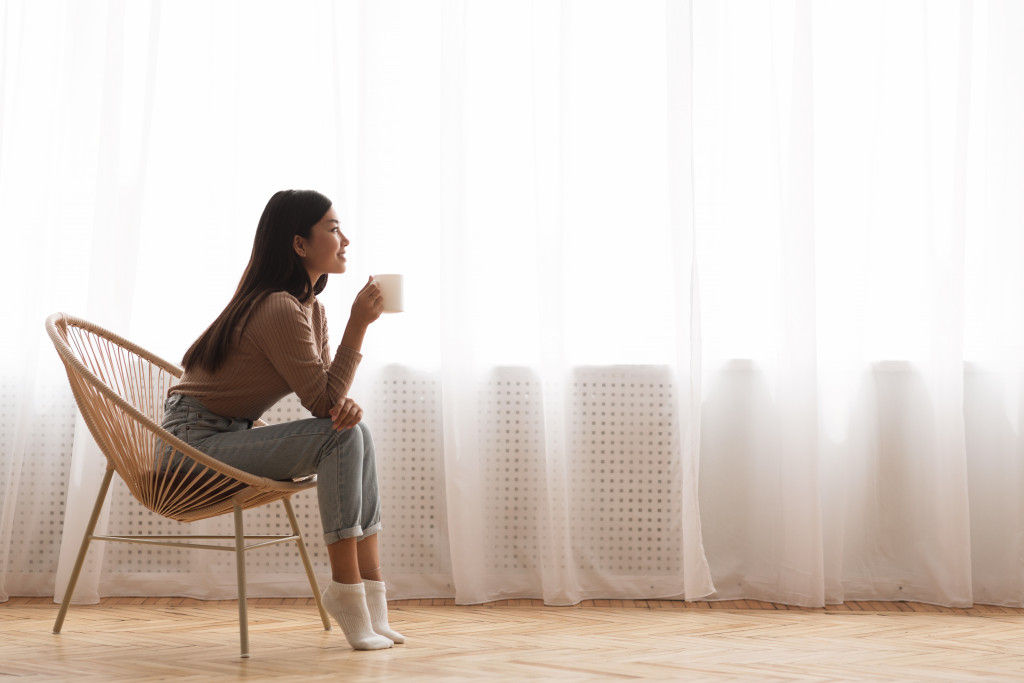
[{"xmin": 3, "ymin": 597, "xmax": 1024, "ymax": 681}]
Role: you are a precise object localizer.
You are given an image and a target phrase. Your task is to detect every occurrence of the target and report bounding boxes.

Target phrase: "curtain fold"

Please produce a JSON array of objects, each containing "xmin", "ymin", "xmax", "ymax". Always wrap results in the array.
[{"xmin": 2, "ymin": 0, "xmax": 1023, "ymax": 608}]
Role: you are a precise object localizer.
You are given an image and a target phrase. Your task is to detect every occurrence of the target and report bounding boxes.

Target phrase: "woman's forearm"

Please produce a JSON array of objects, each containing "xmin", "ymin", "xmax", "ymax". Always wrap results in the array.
[{"xmin": 340, "ymin": 318, "xmax": 369, "ymax": 354}]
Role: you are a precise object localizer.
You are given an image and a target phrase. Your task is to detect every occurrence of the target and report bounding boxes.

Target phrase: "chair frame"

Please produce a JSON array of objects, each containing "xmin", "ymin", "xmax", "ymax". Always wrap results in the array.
[{"xmin": 46, "ymin": 313, "xmax": 332, "ymax": 657}]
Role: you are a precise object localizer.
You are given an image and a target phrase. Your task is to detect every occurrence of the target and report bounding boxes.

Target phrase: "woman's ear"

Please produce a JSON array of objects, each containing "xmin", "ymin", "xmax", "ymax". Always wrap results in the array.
[{"xmin": 293, "ymin": 235, "xmax": 306, "ymax": 258}]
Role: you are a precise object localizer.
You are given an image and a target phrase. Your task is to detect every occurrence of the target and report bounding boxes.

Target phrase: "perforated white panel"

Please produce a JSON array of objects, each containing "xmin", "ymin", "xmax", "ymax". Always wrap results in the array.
[
  {"xmin": 569, "ymin": 367, "xmax": 682, "ymax": 576},
  {"xmin": 0, "ymin": 381, "xmax": 76, "ymax": 591},
  {"xmin": 478, "ymin": 368, "xmax": 545, "ymax": 574},
  {"xmin": 362, "ymin": 367, "xmax": 450, "ymax": 581}
]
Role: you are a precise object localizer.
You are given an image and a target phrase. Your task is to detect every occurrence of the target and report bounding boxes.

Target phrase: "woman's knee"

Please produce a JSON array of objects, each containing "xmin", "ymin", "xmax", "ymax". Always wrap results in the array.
[
  {"xmin": 355, "ymin": 421, "xmax": 375, "ymax": 447},
  {"xmin": 335, "ymin": 421, "xmax": 364, "ymax": 448},
  {"xmin": 313, "ymin": 419, "xmax": 361, "ymax": 464},
  {"xmin": 316, "ymin": 422, "xmax": 374, "ymax": 473}
]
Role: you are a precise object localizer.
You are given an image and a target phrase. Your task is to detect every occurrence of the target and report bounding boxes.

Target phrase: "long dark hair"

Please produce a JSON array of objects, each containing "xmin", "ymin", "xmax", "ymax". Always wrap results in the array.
[{"xmin": 182, "ymin": 189, "xmax": 333, "ymax": 373}]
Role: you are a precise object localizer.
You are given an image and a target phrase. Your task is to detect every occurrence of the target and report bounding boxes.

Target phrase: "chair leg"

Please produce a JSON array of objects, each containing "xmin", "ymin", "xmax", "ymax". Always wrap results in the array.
[
  {"xmin": 282, "ymin": 497, "xmax": 332, "ymax": 631},
  {"xmin": 53, "ymin": 468, "xmax": 115, "ymax": 634},
  {"xmin": 233, "ymin": 501, "xmax": 250, "ymax": 658}
]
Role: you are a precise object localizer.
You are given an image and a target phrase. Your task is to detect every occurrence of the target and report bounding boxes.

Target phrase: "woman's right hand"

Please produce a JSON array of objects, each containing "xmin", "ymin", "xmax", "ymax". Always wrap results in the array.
[
  {"xmin": 350, "ymin": 276, "xmax": 385, "ymax": 327},
  {"xmin": 330, "ymin": 396, "xmax": 364, "ymax": 431}
]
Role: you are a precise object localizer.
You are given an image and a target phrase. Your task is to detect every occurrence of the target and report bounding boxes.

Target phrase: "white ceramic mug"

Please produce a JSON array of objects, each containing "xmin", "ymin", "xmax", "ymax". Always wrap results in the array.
[{"xmin": 372, "ymin": 274, "xmax": 404, "ymax": 313}]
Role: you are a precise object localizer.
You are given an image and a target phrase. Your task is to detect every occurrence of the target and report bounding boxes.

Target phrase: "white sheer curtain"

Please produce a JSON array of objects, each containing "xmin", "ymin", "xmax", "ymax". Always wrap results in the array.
[
  {"xmin": 2, "ymin": 0, "xmax": 1022, "ymax": 608},
  {"xmin": 691, "ymin": 0, "xmax": 1024, "ymax": 607}
]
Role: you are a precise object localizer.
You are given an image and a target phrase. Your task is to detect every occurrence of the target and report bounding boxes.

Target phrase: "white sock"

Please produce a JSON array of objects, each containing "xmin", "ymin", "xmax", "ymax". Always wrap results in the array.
[
  {"xmin": 363, "ymin": 579, "xmax": 405, "ymax": 644},
  {"xmin": 321, "ymin": 582, "xmax": 394, "ymax": 650}
]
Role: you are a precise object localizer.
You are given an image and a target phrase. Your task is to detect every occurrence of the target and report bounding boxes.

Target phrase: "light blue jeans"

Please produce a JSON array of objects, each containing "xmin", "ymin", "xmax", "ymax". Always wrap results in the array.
[{"xmin": 161, "ymin": 393, "xmax": 382, "ymax": 544}]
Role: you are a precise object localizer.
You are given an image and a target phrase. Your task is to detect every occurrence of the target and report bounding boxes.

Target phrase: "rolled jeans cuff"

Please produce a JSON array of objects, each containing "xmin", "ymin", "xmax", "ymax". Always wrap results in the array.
[{"xmin": 324, "ymin": 521, "xmax": 382, "ymax": 545}]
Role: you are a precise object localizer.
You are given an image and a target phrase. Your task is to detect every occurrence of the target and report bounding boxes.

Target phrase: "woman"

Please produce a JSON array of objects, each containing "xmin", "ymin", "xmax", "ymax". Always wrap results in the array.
[{"xmin": 161, "ymin": 189, "xmax": 403, "ymax": 650}]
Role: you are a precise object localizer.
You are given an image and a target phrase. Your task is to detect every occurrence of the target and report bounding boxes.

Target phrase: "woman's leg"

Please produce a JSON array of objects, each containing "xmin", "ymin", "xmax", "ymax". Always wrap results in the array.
[
  {"xmin": 323, "ymin": 533, "xmax": 402, "ymax": 644},
  {"xmin": 323, "ymin": 534, "xmax": 381, "ymax": 583},
  {"xmin": 351, "ymin": 425, "xmax": 404, "ymax": 642},
  {"xmin": 192, "ymin": 415, "xmax": 380, "ymax": 546},
  {"xmin": 357, "ymin": 533, "xmax": 383, "ymax": 582},
  {"xmin": 311, "ymin": 423, "xmax": 401, "ymax": 646},
  {"xmin": 355, "ymin": 532, "xmax": 404, "ymax": 644},
  {"xmin": 327, "ymin": 537, "xmax": 360, "ymax": 583},
  {"xmin": 188, "ymin": 414, "xmax": 392, "ymax": 649}
]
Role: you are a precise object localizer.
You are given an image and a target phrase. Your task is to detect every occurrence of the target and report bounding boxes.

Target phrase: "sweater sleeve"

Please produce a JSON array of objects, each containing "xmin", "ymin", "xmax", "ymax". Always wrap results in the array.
[
  {"xmin": 318, "ymin": 301, "xmax": 332, "ymax": 366},
  {"xmin": 244, "ymin": 292, "xmax": 361, "ymax": 418}
]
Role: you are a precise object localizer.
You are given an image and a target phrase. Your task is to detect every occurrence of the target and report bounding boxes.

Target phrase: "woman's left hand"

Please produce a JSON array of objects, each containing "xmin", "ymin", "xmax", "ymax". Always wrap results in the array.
[{"xmin": 329, "ymin": 396, "xmax": 363, "ymax": 431}]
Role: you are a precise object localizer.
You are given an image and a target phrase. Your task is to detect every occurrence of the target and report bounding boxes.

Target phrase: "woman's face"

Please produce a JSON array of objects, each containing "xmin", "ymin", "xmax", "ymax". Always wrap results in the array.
[{"xmin": 294, "ymin": 206, "xmax": 348, "ymax": 282}]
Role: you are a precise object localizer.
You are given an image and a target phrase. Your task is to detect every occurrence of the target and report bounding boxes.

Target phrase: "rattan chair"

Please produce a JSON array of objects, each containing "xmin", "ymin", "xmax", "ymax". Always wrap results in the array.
[{"xmin": 45, "ymin": 313, "xmax": 332, "ymax": 657}]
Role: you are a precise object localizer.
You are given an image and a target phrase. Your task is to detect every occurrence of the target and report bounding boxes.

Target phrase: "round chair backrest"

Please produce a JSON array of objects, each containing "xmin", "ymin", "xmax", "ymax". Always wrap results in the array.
[{"xmin": 45, "ymin": 313, "xmax": 259, "ymax": 520}]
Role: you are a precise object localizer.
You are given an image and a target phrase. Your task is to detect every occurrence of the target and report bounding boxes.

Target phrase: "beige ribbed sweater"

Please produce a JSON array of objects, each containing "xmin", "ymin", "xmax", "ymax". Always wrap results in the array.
[{"xmin": 171, "ymin": 291, "xmax": 361, "ymax": 421}]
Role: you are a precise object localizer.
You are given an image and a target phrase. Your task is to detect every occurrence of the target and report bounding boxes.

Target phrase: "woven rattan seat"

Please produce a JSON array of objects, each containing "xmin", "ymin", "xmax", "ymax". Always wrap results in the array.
[{"xmin": 45, "ymin": 313, "xmax": 332, "ymax": 657}]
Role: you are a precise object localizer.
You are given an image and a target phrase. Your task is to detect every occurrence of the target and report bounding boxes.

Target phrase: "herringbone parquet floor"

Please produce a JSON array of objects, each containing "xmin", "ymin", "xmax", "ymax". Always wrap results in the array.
[{"xmin": 3, "ymin": 597, "xmax": 1023, "ymax": 681}]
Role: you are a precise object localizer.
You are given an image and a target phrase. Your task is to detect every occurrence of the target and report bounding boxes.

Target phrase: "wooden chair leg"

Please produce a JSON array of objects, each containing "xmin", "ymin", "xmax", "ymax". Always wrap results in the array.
[
  {"xmin": 53, "ymin": 468, "xmax": 115, "ymax": 634},
  {"xmin": 233, "ymin": 501, "xmax": 250, "ymax": 658},
  {"xmin": 282, "ymin": 497, "xmax": 332, "ymax": 631}
]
